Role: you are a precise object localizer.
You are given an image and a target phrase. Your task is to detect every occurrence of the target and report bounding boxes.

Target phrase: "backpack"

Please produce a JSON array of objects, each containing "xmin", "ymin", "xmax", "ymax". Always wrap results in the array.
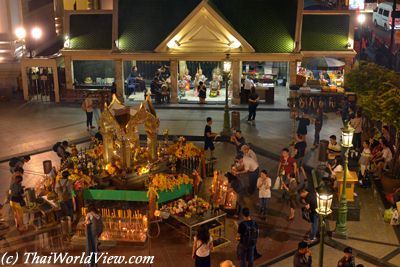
[
  {"xmin": 53, "ymin": 142, "xmax": 61, "ymax": 152},
  {"xmin": 241, "ymin": 221, "xmax": 258, "ymax": 247},
  {"xmin": 58, "ymin": 180, "xmax": 71, "ymax": 202}
]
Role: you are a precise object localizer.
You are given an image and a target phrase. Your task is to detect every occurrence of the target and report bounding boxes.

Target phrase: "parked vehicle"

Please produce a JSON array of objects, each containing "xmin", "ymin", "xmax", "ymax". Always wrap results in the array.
[{"xmin": 373, "ymin": 2, "xmax": 400, "ymax": 31}]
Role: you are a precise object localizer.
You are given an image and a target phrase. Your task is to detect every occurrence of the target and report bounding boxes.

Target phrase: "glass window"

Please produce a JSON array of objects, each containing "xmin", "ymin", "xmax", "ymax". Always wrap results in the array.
[
  {"xmin": 383, "ymin": 10, "xmax": 389, "ymax": 17},
  {"xmin": 379, "ymin": 8, "xmax": 383, "ymax": 15}
]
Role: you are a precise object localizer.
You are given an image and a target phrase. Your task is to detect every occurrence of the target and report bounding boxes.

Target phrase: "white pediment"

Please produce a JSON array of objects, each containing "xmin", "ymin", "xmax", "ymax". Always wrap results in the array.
[{"xmin": 155, "ymin": 3, "xmax": 254, "ymax": 53}]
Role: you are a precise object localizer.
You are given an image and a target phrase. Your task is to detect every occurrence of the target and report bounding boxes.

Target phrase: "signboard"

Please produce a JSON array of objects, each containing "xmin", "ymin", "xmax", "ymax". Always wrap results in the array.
[{"xmin": 349, "ymin": 0, "xmax": 365, "ymax": 10}]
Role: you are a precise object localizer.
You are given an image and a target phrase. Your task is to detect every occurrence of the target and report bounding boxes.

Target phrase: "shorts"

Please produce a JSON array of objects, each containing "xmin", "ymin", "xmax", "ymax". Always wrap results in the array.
[{"xmin": 204, "ymin": 140, "xmax": 215, "ymax": 151}]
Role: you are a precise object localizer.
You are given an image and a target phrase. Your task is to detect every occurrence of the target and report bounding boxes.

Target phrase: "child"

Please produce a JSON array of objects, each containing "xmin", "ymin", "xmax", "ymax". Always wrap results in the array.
[{"xmin": 257, "ymin": 170, "xmax": 271, "ymax": 217}]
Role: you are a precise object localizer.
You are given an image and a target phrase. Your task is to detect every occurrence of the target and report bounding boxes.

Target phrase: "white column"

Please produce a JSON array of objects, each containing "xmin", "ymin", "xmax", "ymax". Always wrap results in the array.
[{"xmin": 231, "ymin": 59, "xmax": 241, "ymax": 105}]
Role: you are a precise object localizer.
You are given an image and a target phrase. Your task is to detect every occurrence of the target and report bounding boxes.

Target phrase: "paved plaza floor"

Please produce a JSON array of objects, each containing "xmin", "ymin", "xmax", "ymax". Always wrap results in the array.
[{"xmin": 0, "ymin": 101, "xmax": 399, "ymax": 266}]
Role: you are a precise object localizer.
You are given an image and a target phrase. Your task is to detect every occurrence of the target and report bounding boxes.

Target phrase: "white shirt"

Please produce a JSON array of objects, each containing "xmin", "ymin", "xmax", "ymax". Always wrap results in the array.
[
  {"xmin": 194, "ymin": 236, "xmax": 213, "ymax": 257},
  {"xmin": 244, "ymin": 78, "xmax": 254, "ymax": 90},
  {"xmin": 245, "ymin": 149, "xmax": 258, "ymax": 163},
  {"xmin": 350, "ymin": 117, "xmax": 363, "ymax": 134},
  {"xmin": 257, "ymin": 177, "xmax": 271, "ymax": 198},
  {"xmin": 243, "ymin": 156, "xmax": 259, "ymax": 172},
  {"xmin": 382, "ymin": 147, "xmax": 393, "ymax": 163}
]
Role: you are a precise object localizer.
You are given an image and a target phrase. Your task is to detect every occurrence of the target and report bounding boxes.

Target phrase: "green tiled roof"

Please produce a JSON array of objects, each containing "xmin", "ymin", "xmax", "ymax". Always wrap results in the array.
[
  {"xmin": 118, "ymin": 0, "xmax": 201, "ymax": 52},
  {"xmin": 209, "ymin": 0, "xmax": 297, "ymax": 53},
  {"xmin": 70, "ymin": 14, "xmax": 112, "ymax": 50},
  {"xmin": 302, "ymin": 15, "xmax": 350, "ymax": 51}
]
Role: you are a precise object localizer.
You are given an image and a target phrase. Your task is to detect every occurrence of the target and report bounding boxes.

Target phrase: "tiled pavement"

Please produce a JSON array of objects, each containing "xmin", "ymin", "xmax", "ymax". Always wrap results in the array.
[{"xmin": 0, "ymin": 101, "xmax": 399, "ymax": 266}]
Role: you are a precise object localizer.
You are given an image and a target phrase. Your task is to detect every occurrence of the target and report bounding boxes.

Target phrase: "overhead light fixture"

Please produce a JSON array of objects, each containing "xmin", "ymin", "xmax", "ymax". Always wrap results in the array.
[
  {"xmin": 167, "ymin": 39, "xmax": 180, "ymax": 49},
  {"xmin": 228, "ymin": 39, "xmax": 241, "ymax": 49},
  {"xmin": 31, "ymin": 27, "xmax": 43, "ymax": 40}
]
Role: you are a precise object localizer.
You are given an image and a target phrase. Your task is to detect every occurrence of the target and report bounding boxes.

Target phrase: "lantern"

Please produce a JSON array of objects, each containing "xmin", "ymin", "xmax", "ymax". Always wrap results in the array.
[
  {"xmin": 341, "ymin": 122, "xmax": 354, "ymax": 148},
  {"xmin": 316, "ymin": 191, "xmax": 333, "ymax": 216},
  {"xmin": 223, "ymin": 54, "xmax": 232, "ymax": 74}
]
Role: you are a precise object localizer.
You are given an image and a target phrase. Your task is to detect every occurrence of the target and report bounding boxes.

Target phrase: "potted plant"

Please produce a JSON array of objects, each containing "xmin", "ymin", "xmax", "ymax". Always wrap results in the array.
[{"xmin": 346, "ymin": 62, "xmax": 400, "ymax": 192}]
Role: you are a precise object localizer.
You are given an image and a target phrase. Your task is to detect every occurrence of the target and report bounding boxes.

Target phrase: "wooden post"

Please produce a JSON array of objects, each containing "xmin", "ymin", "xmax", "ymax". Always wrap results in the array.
[
  {"xmin": 148, "ymin": 190, "xmax": 157, "ymax": 220},
  {"xmin": 169, "ymin": 59, "xmax": 178, "ymax": 103},
  {"xmin": 231, "ymin": 59, "xmax": 241, "ymax": 105},
  {"xmin": 115, "ymin": 59, "xmax": 124, "ymax": 100},
  {"xmin": 64, "ymin": 56, "xmax": 73, "ymax": 89}
]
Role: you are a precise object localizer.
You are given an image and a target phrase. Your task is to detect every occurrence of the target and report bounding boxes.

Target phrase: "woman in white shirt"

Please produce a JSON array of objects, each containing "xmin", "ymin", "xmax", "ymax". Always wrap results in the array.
[
  {"xmin": 192, "ymin": 225, "xmax": 213, "ymax": 267},
  {"xmin": 257, "ymin": 170, "xmax": 271, "ymax": 217}
]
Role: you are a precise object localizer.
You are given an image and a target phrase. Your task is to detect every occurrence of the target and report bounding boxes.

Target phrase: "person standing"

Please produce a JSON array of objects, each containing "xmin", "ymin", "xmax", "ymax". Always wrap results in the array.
[
  {"xmin": 296, "ymin": 114, "xmax": 310, "ymax": 137},
  {"xmin": 282, "ymin": 172, "xmax": 298, "ymax": 220},
  {"xmin": 237, "ymin": 208, "xmax": 258, "ymax": 267},
  {"xmin": 204, "ymin": 117, "xmax": 217, "ymax": 159},
  {"xmin": 85, "ymin": 204, "xmax": 103, "ymax": 267},
  {"xmin": 192, "ymin": 225, "xmax": 213, "ymax": 267},
  {"xmin": 236, "ymin": 154, "xmax": 259, "ymax": 195},
  {"xmin": 243, "ymin": 76, "xmax": 254, "ymax": 103},
  {"xmin": 312, "ymin": 107, "xmax": 323, "ymax": 149},
  {"xmin": 293, "ymin": 241, "xmax": 312, "ymax": 267},
  {"xmin": 350, "ymin": 111, "xmax": 363, "ymax": 151},
  {"xmin": 359, "ymin": 140, "xmax": 372, "ymax": 184},
  {"xmin": 247, "ymin": 87, "xmax": 259, "ymax": 125},
  {"xmin": 198, "ymin": 81, "xmax": 207, "ymax": 104},
  {"xmin": 277, "ymin": 148, "xmax": 297, "ymax": 186},
  {"xmin": 9, "ymin": 175, "xmax": 26, "ymax": 232},
  {"xmin": 294, "ymin": 134, "xmax": 307, "ymax": 181},
  {"xmin": 226, "ymin": 168, "xmax": 245, "ymax": 217},
  {"xmin": 299, "ymin": 188, "xmax": 318, "ymax": 243},
  {"xmin": 338, "ymin": 247, "xmax": 356, "ymax": 267},
  {"xmin": 256, "ymin": 170, "xmax": 271, "ymax": 217},
  {"xmin": 82, "ymin": 94, "xmax": 95, "ymax": 131},
  {"xmin": 55, "ymin": 171, "xmax": 74, "ymax": 220}
]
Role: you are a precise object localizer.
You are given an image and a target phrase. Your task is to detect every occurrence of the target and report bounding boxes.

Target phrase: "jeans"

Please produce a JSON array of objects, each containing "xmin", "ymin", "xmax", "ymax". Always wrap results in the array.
[
  {"xmin": 259, "ymin": 198, "xmax": 269, "ymax": 215},
  {"xmin": 248, "ymin": 105, "xmax": 257, "ymax": 121},
  {"xmin": 248, "ymin": 168, "xmax": 260, "ymax": 195},
  {"xmin": 310, "ymin": 212, "xmax": 319, "ymax": 239},
  {"xmin": 239, "ymin": 244, "xmax": 255, "ymax": 267},
  {"xmin": 60, "ymin": 199, "xmax": 74, "ymax": 219},
  {"xmin": 86, "ymin": 112, "xmax": 93, "ymax": 127}
]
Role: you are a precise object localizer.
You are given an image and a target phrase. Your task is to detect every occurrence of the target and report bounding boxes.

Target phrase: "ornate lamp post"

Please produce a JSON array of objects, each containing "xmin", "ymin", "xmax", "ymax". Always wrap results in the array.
[
  {"xmin": 335, "ymin": 122, "xmax": 354, "ymax": 238},
  {"xmin": 221, "ymin": 54, "xmax": 232, "ymax": 136},
  {"xmin": 316, "ymin": 189, "xmax": 333, "ymax": 267}
]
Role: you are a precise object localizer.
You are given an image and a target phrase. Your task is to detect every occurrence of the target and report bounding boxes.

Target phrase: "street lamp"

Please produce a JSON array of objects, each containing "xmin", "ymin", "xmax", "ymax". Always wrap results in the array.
[
  {"xmin": 357, "ymin": 14, "xmax": 366, "ymax": 58},
  {"xmin": 31, "ymin": 27, "xmax": 43, "ymax": 40},
  {"xmin": 335, "ymin": 121, "xmax": 354, "ymax": 238},
  {"xmin": 316, "ymin": 189, "xmax": 333, "ymax": 267},
  {"xmin": 221, "ymin": 54, "xmax": 232, "ymax": 136},
  {"xmin": 15, "ymin": 26, "xmax": 43, "ymax": 58}
]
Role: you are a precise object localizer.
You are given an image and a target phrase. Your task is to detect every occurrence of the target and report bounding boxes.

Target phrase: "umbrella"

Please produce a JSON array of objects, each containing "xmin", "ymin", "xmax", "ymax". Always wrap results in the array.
[{"xmin": 301, "ymin": 57, "xmax": 345, "ymax": 69}]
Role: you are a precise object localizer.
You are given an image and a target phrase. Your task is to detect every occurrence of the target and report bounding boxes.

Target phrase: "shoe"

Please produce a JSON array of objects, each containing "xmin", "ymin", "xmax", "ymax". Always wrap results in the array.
[
  {"xmin": 247, "ymin": 120, "xmax": 251, "ymax": 124},
  {"xmin": 210, "ymin": 157, "xmax": 217, "ymax": 160},
  {"xmin": 304, "ymin": 238, "xmax": 318, "ymax": 243},
  {"xmin": 87, "ymin": 128, "xmax": 90, "ymax": 131},
  {"xmin": 288, "ymin": 216, "xmax": 295, "ymax": 221},
  {"xmin": 255, "ymin": 253, "xmax": 262, "ymax": 260},
  {"xmin": 90, "ymin": 126, "xmax": 96, "ymax": 129}
]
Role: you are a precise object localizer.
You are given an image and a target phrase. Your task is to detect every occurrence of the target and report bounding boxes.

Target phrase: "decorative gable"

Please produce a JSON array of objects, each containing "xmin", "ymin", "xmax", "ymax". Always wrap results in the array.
[{"xmin": 155, "ymin": 2, "xmax": 254, "ymax": 53}]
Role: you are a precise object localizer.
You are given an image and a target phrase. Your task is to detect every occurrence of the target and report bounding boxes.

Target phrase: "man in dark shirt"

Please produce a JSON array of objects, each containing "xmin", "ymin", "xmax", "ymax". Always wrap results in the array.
[
  {"xmin": 293, "ymin": 241, "xmax": 312, "ymax": 267},
  {"xmin": 300, "ymin": 188, "xmax": 319, "ymax": 242},
  {"xmin": 204, "ymin": 117, "xmax": 217, "ymax": 159},
  {"xmin": 237, "ymin": 207, "xmax": 258, "ymax": 267},
  {"xmin": 313, "ymin": 107, "xmax": 324, "ymax": 149},
  {"xmin": 150, "ymin": 77, "xmax": 162, "ymax": 103},
  {"xmin": 296, "ymin": 114, "xmax": 310, "ymax": 136},
  {"xmin": 337, "ymin": 247, "xmax": 356, "ymax": 267},
  {"xmin": 294, "ymin": 134, "xmax": 307, "ymax": 180},
  {"xmin": 231, "ymin": 130, "xmax": 246, "ymax": 155}
]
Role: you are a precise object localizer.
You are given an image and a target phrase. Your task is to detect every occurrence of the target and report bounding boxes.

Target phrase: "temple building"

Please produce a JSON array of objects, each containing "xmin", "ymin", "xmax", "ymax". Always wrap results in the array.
[{"xmin": 2, "ymin": 0, "xmax": 357, "ymax": 104}]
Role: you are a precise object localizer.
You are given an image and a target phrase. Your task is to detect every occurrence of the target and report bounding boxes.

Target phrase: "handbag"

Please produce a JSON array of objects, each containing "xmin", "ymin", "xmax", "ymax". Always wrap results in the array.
[
  {"xmin": 272, "ymin": 176, "xmax": 282, "ymax": 190},
  {"xmin": 301, "ymin": 207, "xmax": 311, "ymax": 222}
]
